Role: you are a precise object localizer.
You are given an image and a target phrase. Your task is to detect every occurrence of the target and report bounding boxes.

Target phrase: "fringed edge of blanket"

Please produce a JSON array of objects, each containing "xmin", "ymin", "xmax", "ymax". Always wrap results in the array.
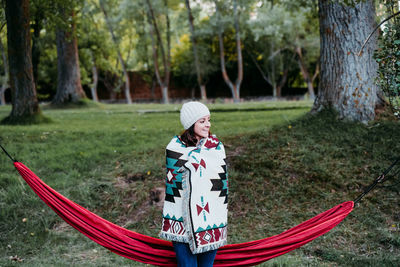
[
  {"xmin": 159, "ymin": 231, "xmax": 189, "ymax": 243},
  {"xmin": 192, "ymin": 239, "xmax": 227, "ymax": 254}
]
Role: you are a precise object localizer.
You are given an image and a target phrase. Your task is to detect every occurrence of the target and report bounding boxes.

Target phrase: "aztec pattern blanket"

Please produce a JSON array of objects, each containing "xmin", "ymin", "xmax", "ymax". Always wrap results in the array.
[{"xmin": 160, "ymin": 135, "xmax": 228, "ymax": 254}]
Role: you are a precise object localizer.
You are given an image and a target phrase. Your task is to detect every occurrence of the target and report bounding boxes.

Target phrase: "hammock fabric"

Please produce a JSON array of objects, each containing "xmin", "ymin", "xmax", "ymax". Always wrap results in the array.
[{"xmin": 14, "ymin": 161, "xmax": 353, "ymax": 266}]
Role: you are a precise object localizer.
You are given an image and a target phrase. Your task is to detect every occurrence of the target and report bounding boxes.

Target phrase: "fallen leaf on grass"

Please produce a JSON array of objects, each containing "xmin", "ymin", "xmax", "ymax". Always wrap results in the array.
[{"xmin": 9, "ymin": 255, "xmax": 23, "ymax": 262}]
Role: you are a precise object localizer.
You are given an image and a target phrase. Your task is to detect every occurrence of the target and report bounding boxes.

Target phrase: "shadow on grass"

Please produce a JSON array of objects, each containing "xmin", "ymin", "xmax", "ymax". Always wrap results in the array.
[
  {"xmin": 1, "ymin": 112, "xmax": 52, "ymax": 125},
  {"xmin": 42, "ymin": 98, "xmax": 102, "ymax": 110}
]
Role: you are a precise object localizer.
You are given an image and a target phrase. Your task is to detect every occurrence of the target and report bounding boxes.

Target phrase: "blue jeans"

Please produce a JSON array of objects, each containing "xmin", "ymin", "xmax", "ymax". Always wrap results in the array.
[{"xmin": 173, "ymin": 242, "xmax": 217, "ymax": 267}]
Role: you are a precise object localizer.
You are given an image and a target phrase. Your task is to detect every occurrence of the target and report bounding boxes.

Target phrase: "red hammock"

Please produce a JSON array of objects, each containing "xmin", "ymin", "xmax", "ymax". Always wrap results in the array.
[{"xmin": 14, "ymin": 161, "xmax": 353, "ymax": 266}]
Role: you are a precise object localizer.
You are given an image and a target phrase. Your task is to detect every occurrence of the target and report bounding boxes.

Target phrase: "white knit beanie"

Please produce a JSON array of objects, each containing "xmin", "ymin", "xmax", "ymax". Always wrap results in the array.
[{"xmin": 180, "ymin": 101, "xmax": 210, "ymax": 129}]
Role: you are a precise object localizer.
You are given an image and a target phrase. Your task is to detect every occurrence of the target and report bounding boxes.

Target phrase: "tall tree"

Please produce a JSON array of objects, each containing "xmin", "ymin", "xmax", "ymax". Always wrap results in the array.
[
  {"xmin": 145, "ymin": 0, "xmax": 171, "ymax": 104},
  {"xmin": 312, "ymin": 0, "xmax": 378, "ymax": 122},
  {"xmin": 2, "ymin": 0, "xmax": 42, "ymax": 123},
  {"xmin": 185, "ymin": 0, "xmax": 207, "ymax": 100},
  {"xmin": 99, "ymin": 0, "xmax": 132, "ymax": 104},
  {"xmin": 52, "ymin": 5, "xmax": 87, "ymax": 105},
  {"xmin": 248, "ymin": 0, "xmax": 319, "ymax": 98},
  {"xmin": 214, "ymin": 0, "xmax": 243, "ymax": 103}
]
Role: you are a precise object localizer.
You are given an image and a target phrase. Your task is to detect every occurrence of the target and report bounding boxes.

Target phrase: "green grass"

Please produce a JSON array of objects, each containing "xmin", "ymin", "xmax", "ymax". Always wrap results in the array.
[{"xmin": 1, "ymin": 101, "xmax": 400, "ymax": 266}]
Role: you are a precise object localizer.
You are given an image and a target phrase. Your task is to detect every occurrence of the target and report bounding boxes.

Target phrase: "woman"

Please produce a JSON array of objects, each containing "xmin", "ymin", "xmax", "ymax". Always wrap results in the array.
[{"xmin": 160, "ymin": 101, "xmax": 228, "ymax": 267}]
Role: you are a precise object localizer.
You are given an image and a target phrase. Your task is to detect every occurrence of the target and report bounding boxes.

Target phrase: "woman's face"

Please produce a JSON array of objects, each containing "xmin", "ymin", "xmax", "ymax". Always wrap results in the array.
[{"xmin": 194, "ymin": 115, "xmax": 211, "ymax": 140}]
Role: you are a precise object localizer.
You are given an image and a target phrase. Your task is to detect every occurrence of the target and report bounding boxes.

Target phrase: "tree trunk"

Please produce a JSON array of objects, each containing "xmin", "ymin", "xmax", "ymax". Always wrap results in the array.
[
  {"xmin": 199, "ymin": 85, "xmax": 206, "ymax": 101},
  {"xmin": 214, "ymin": 0, "xmax": 242, "ymax": 103},
  {"xmin": 0, "ymin": 88, "xmax": 5, "ymax": 105},
  {"xmin": 99, "ymin": 0, "xmax": 132, "ymax": 104},
  {"xmin": 185, "ymin": 0, "xmax": 207, "ymax": 100},
  {"xmin": 0, "ymin": 34, "xmax": 8, "ymax": 105},
  {"xmin": 233, "ymin": 0, "xmax": 243, "ymax": 103},
  {"xmin": 312, "ymin": 0, "xmax": 378, "ymax": 122},
  {"xmin": 162, "ymin": 85, "xmax": 169, "ymax": 104},
  {"xmin": 276, "ymin": 68, "xmax": 289, "ymax": 98},
  {"xmin": 90, "ymin": 51, "xmax": 99, "ymax": 102},
  {"xmin": 3, "ymin": 0, "xmax": 40, "ymax": 121},
  {"xmin": 296, "ymin": 46, "xmax": 315, "ymax": 99},
  {"xmin": 145, "ymin": 0, "xmax": 170, "ymax": 104},
  {"xmin": 53, "ymin": 11, "xmax": 86, "ymax": 105}
]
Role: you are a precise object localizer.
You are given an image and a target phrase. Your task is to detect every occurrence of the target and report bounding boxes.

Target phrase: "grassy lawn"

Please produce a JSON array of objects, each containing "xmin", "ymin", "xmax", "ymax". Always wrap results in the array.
[{"xmin": 1, "ymin": 101, "xmax": 400, "ymax": 266}]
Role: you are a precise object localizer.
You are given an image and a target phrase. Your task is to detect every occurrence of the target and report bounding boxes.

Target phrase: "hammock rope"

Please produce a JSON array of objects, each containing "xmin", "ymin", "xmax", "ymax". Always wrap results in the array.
[
  {"xmin": 353, "ymin": 157, "xmax": 400, "ymax": 204},
  {"xmin": 2, "ymin": 144, "xmax": 396, "ymax": 266}
]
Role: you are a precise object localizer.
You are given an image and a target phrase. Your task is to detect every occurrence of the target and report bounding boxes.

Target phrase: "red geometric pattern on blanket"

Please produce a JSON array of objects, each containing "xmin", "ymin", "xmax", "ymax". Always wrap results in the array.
[
  {"xmin": 204, "ymin": 136, "xmax": 219, "ymax": 149},
  {"xmin": 162, "ymin": 218, "xmax": 186, "ymax": 235},
  {"xmin": 12, "ymin": 161, "xmax": 354, "ymax": 267},
  {"xmin": 192, "ymin": 162, "xmax": 199, "ymax": 171},
  {"xmin": 196, "ymin": 202, "xmax": 210, "ymax": 215},
  {"xmin": 196, "ymin": 227, "xmax": 227, "ymax": 246},
  {"xmin": 200, "ymin": 159, "xmax": 206, "ymax": 168}
]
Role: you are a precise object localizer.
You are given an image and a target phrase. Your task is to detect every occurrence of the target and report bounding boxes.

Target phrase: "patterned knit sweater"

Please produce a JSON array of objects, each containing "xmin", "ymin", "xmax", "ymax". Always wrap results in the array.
[{"xmin": 160, "ymin": 135, "xmax": 228, "ymax": 254}]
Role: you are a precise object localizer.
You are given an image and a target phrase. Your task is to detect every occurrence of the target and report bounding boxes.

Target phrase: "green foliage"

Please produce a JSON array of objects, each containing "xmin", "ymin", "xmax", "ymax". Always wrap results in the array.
[
  {"xmin": 171, "ymin": 25, "xmax": 218, "ymax": 87},
  {"xmin": 13, "ymin": 0, "xmax": 323, "ymax": 101},
  {"xmin": 246, "ymin": 0, "xmax": 319, "ymax": 91},
  {"xmin": 374, "ymin": 0, "xmax": 400, "ymax": 119}
]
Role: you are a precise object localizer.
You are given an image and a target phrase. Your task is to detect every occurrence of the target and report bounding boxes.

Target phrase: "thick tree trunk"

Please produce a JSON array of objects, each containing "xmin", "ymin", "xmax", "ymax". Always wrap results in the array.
[
  {"xmin": 99, "ymin": 0, "xmax": 132, "ymax": 104},
  {"xmin": 53, "ymin": 11, "xmax": 86, "ymax": 105},
  {"xmin": 185, "ymin": 0, "xmax": 207, "ymax": 100},
  {"xmin": 3, "ymin": 0, "xmax": 40, "ymax": 120},
  {"xmin": 313, "ymin": 0, "xmax": 378, "ymax": 122},
  {"xmin": 0, "ymin": 35, "xmax": 8, "ymax": 105}
]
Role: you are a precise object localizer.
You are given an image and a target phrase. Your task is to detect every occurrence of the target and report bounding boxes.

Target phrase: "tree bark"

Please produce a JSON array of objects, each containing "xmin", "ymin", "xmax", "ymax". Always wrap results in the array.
[
  {"xmin": 3, "ymin": 0, "xmax": 40, "ymax": 120},
  {"xmin": 185, "ymin": 0, "xmax": 207, "ymax": 100},
  {"xmin": 99, "ymin": 0, "xmax": 132, "ymax": 104},
  {"xmin": 313, "ymin": 0, "xmax": 378, "ymax": 122},
  {"xmin": 0, "ymin": 34, "xmax": 8, "ymax": 105},
  {"xmin": 53, "ymin": 10, "xmax": 86, "ymax": 105},
  {"xmin": 214, "ymin": 0, "xmax": 242, "ymax": 103}
]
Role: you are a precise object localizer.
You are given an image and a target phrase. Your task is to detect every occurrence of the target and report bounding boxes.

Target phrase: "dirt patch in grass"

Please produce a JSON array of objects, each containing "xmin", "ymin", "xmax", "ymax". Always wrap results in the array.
[
  {"xmin": 52, "ymin": 221, "xmax": 73, "ymax": 233},
  {"xmin": 113, "ymin": 173, "xmax": 164, "ymax": 228}
]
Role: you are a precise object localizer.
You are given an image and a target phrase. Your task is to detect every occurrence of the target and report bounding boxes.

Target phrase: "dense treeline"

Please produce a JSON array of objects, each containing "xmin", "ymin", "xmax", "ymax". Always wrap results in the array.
[
  {"xmin": 0, "ymin": 0, "xmax": 397, "ymax": 123},
  {"xmin": 0, "ymin": 0, "xmax": 320, "ymax": 104}
]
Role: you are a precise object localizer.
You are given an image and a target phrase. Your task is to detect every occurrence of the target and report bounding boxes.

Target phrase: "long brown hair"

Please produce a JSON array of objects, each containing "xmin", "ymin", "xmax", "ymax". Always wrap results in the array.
[{"xmin": 180, "ymin": 125, "xmax": 211, "ymax": 147}]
